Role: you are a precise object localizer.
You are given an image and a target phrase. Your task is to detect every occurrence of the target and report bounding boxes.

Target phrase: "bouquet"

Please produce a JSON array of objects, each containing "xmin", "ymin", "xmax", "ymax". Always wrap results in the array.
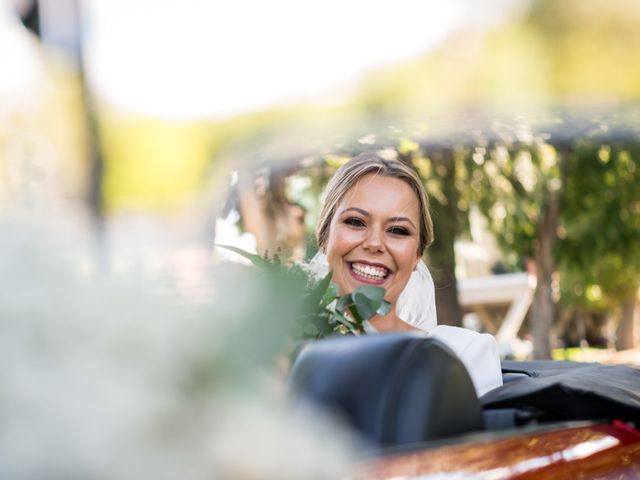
[{"xmin": 217, "ymin": 245, "xmax": 391, "ymax": 340}]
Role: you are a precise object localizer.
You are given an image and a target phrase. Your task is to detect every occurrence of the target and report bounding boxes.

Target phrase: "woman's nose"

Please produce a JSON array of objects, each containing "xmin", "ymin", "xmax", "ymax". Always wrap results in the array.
[{"xmin": 363, "ymin": 228, "xmax": 384, "ymax": 253}]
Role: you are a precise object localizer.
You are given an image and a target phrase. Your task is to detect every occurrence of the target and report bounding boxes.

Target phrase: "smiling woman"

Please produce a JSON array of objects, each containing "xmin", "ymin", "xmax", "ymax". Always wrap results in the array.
[
  {"xmin": 317, "ymin": 154, "xmax": 432, "ymax": 332},
  {"xmin": 313, "ymin": 152, "xmax": 503, "ymax": 396}
]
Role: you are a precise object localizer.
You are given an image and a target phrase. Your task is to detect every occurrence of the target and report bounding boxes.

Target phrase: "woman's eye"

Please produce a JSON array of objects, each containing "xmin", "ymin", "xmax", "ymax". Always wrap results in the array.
[
  {"xmin": 344, "ymin": 217, "xmax": 365, "ymax": 227},
  {"xmin": 388, "ymin": 226, "xmax": 410, "ymax": 236}
]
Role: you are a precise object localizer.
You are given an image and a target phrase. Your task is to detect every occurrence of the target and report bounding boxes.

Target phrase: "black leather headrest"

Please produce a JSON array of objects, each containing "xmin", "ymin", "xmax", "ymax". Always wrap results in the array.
[{"xmin": 287, "ymin": 333, "xmax": 485, "ymax": 449}]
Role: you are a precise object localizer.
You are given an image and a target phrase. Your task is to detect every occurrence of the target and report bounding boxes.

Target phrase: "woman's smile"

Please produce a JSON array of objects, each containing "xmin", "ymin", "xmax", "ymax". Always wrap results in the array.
[{"xmin": 347, "ymin": 260, "xmax": 391, "ymax": 285}]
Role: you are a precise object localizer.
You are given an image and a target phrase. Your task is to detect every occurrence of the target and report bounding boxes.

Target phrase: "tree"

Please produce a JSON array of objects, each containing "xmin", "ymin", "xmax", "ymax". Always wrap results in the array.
[
  {"xmin": 467, "ymin": 135, "xmax": 565, "ymax": 359},
  {"xmin": 558, "ymin": 141, "xmax": 640, "ymax": 350}
]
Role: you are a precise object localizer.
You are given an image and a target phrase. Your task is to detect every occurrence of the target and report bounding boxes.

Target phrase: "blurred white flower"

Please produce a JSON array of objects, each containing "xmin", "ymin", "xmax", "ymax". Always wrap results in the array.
[{"xmin": 0, "ymin": 216, "xmax": 360, "ymax": 479}]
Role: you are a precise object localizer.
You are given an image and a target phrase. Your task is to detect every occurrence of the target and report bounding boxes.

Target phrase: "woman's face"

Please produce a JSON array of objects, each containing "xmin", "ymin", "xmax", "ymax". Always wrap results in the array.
[{"xmin": 325, "ymin": 173, "xmax": 421, "ymax": 308}]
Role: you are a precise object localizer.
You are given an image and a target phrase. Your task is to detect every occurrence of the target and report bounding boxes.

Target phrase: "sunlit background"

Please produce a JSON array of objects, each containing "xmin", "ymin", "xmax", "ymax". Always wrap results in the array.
[{"xmin": 2, "ymin": 0, "xmax": 640, "ymax": 476}]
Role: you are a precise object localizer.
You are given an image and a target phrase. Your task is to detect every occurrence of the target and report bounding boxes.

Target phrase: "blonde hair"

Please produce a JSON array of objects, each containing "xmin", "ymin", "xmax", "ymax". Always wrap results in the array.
[{"xmin": 316, "ymin": 152, "xmax": 433, "ymax": 256}]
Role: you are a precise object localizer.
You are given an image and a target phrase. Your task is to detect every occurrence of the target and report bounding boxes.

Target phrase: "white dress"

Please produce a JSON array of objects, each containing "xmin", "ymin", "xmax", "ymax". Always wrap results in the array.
[{"xmin": 427, "ymin": 325, "xmax": 503, "ymax": 397}]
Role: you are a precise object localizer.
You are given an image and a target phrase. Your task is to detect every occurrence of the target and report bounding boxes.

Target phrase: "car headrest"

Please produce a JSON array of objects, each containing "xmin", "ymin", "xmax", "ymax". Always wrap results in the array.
[{"xmin": 287, "ymin": 333, "xmax": 485, "ymax": 449}]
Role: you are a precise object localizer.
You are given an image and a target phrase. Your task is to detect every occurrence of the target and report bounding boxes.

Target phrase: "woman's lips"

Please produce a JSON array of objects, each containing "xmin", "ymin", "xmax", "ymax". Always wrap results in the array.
[{"xmin": 347, "ymin": 261, "xmax": 390, "ymax": 285}]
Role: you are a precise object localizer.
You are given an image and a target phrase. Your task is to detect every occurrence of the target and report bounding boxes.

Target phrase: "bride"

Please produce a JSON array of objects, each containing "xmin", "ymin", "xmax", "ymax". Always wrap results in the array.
[{"xmin": 308, "ymin": 152, "xmax": 502, "ymax": 396}]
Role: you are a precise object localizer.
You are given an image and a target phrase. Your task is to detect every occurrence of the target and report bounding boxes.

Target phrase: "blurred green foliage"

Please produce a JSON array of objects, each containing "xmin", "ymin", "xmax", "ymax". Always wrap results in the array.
[{"xmin": 559, "ymin": 142, "xmax": 640, "ymax": 310}]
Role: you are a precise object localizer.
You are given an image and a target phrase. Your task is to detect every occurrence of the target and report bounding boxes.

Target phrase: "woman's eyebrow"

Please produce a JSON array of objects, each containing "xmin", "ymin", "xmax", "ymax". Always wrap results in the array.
[
  {"xmin": 388, "ymin": 216, "xmax": 416, "ymax": 229},
  {"xmin": 339, "ymin": 207, "xmax": 369, "ymax": 216}
]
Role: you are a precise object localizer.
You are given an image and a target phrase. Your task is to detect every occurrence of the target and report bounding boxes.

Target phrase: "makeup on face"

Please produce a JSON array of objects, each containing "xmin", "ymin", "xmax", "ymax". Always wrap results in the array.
[{"xmin": 325, "ymin": 173, "xmax": 421, "ymax": 309}]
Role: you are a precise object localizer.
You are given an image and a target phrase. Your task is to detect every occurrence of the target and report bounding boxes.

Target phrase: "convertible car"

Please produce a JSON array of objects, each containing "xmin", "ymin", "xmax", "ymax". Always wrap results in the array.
[{"xmin": 288, "ymin": 333, "xmax": 640, "ymax": 479}]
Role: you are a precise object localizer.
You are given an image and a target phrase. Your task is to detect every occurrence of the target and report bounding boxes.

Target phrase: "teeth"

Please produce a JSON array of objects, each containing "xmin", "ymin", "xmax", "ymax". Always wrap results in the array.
[{"xmin": 351, "ymin": 263, "xmax": 388, "ymax": 280}]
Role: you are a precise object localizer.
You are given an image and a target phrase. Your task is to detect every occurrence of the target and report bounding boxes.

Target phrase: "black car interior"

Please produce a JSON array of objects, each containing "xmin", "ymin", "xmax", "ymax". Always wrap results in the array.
[
  {"xmin": 287, "ymin": 333, "xmax": 485, "ymax": 448},
  {"xmin": 288, "ymin": 332, "xmax": 640, "ymax": 450}
]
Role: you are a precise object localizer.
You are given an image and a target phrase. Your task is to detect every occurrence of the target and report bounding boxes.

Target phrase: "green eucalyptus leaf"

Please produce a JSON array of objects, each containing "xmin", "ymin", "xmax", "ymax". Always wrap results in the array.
[
  {"xmin": 376, "ymin": 300, "xmax": 392, "ymax": 316},
  {"xmin": 335, "ymin": 293, "xmax": 354, "ymax": 312},
  {"xmin": 333, "ymin": 312, "xmax": 359, "ymax": 335},
  {"xmin": 351, "ymin": 285, "xmax": 389, "ymax": 321},
  {"xmin": 332, "ymin": 311, "xmax": 350, "ymax": 327},
  {"xmin": 315, "ymin": 316, "xmax": 336, "ymax": 336},
  {"xmin": 307, "ymin": 271, "xmax": 333, "ymax": 309},
  {"xmin": 353, "ymin": 285, "xmax": 386, "ymax": 303},
  {"xmin": 352, "ymin": 292, "xmax": 375, "ymax": 321},
  {"xmin": 321, "ymin": 282, "xmax": 339, "ymax": 307},
  {"xmin": 345, "ymin": 304, "xmax": 363, "ymax": 324}
]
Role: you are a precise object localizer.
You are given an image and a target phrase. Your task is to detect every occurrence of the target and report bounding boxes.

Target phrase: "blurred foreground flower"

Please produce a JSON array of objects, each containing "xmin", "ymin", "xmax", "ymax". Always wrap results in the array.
[{"xmin": 0, "ymin": 217, "xmax": 360, "ymax": 479}]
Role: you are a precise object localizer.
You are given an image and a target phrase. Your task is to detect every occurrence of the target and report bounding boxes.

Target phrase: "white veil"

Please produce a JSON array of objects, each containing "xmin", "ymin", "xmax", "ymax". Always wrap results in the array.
[{"xmin": 305, "ymin": 251, "xmax": 437, "ymax": 332}]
